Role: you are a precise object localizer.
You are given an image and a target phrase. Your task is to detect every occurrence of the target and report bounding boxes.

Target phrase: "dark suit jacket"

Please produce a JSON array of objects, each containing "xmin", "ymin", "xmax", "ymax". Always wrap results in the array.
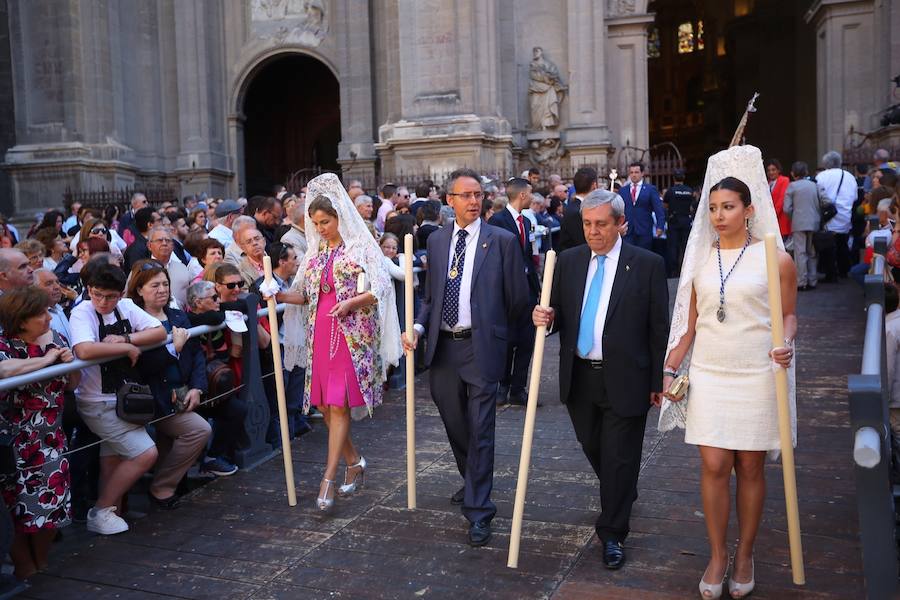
[
  {"xmin": 619, "ymin": 182, "xmax": 666, "ymax": 240},
  {"xmin": 122, "ymin": 235, "xmax": 150, "ymax": 272},
  {"xmin": 549, "ymin": 241, "xmax": 669, "ymax": 417},
  {"xmin": 558, "ymin": 197, "xmax": 586, "ymax": 252},
  {"xmin": 488, "ymin": 208, "xmax": 540, "ymax": 299},
  {"xmin": 117, "ymin": 210, "xmax": 135, "ymax": 237},
  {"xmin": 416, "ymin": 221, "xmax": 530, "ymax": 383}
]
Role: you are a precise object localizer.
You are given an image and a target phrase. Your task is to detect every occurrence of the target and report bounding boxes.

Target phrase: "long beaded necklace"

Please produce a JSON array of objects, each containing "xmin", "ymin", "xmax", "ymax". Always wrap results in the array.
[
  {"xmin": 715, "ymin": 231, "xmax": 752, "ymax": 323},
  {"xmin": 321, "ymin": 245, "xmax": 342, "ymax": 359},
  {"xmin": 319, "ymin": 244, "xmax": 340, "ymax": 294}
]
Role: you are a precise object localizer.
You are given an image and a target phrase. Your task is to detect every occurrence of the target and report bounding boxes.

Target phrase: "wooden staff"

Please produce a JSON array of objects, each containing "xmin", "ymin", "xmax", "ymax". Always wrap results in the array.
[
  {"xmin": 507, "ymin": 249, "xmax": 557, "ymax": 569},
  {"xmin": 763, "ymin": 233, "xmax": 805, "ymax": 584},
  {"xmin": 403, "ymin": 234, "xmax": 417, "ymax": 509},
  {"xmin": 262, "ymin": 255, "xmax": 297, "ymax": 507}
]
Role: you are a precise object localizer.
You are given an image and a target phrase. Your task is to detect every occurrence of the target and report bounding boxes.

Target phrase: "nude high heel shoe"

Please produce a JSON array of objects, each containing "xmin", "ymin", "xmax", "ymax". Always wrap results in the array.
[
  {"xmin": 728, "ymin": 557, "xmax": 755, "ymax": 598},
  {"xmin": 698, "ymin": 559, "xmax": 728, "ymax": 599},
  {"xmin": 338, "ymin": 455, "xmax": 367, "ymax": 497}
]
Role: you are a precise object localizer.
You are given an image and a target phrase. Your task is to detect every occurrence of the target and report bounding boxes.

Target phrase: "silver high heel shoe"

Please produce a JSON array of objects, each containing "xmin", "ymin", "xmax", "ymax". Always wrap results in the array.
[
  {"xmin": 316, "ymin": 478, "xmax": 335, "ymax": 511},
  {"xmin": 698, "ymin": 558, "xmax": 728, "ymax": 599},
  {"xmin": 728, "ymin": 556, "xmax": 755, "ymax": 598},
  {"xmin": 338, "ymin": 455, "xmax": 367, "ymax": 497}
]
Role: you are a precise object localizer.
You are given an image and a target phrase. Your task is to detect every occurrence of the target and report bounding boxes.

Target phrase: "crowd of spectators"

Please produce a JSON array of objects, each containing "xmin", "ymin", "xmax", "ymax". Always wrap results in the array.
[{"xmin": 0, "ymin": 146, "xmax": 893, "ymax": 578}]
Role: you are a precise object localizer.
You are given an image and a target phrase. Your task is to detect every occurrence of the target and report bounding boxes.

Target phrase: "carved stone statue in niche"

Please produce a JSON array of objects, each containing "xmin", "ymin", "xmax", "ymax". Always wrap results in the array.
[{"xmin": 529, "ymin": 47, "xmax": 568, "ymax": 130}]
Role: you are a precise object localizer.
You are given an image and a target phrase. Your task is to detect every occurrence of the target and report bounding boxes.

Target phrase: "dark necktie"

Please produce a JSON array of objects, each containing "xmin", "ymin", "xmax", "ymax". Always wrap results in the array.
[
  {"xmin": 442, "ymin": 229, "xmax": 468, "ymax": 327},
  {"xmin": 517, "ymin": 215, "xmax": 526, "ymax": 249}
]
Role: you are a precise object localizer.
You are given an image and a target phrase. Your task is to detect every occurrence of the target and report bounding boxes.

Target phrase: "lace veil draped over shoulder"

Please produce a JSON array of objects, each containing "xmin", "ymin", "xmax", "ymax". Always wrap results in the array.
[{"xmin": 657, "ymin": 145, "xmax": 797, "ymax": 449}]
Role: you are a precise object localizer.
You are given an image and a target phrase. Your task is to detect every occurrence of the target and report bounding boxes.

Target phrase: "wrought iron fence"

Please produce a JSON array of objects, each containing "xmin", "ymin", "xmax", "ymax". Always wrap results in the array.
[
  {"xmin": 62, "ymin": 186, "xmax": 178, "ymax": 211},
  {"xmin": 283, "ymin": 150, "xmax": 683, "ymax": 197}
]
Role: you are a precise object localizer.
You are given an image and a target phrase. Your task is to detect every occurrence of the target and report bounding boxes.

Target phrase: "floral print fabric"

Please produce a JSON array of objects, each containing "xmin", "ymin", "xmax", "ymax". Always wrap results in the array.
[
  {"xmin": 302, "ymin": 243, "xmax": 384, "ymax": 416},
  {"xmin": 0, "ymin": 334, "xmax": 72, "ymax": 532}
]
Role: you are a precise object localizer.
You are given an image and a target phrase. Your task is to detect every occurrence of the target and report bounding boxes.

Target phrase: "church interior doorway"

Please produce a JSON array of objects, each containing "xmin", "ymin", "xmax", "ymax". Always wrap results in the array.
[
  {"xmin": 242, "ymin": 53, "xmax": 340, "ymax": 196},
  {"xmin": 647, "ymin": 0, "xmax": 816, "ymax": 186}
]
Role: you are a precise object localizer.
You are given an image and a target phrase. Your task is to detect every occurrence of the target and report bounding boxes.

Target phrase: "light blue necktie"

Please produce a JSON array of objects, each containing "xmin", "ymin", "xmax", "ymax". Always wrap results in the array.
[{"xmin": 577, "ymin": 255, "xmax": 606, "ymax": 357}]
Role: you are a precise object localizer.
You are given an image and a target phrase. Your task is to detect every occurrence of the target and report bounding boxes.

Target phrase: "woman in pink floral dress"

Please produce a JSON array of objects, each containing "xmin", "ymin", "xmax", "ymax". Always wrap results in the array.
[
  {"xmin": 0, "ymin": 287, "xmax": 79, "ymax": 579},
  {"xmin": 293, "ymin": 174, "xmax": 401, "ymax": 513}
]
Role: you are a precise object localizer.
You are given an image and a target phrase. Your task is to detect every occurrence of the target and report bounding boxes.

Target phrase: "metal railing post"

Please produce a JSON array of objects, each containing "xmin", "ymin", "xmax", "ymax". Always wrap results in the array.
[
  {"xmin": 233, "ymin": 293, "xmax": 274, "ymax": 469},
  {"xmin": 850, "ymin": 255, "xmax": 899, "ymax": 599}
]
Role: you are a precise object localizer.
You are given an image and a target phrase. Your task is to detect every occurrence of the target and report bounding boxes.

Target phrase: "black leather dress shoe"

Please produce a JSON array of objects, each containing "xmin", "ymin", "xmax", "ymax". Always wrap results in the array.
[
  {"xmin": 468, "ymin": 520, "xmax": 492, "ymax": 547},
  {"xmin": 496, "ymin": 385, "xmax": 510, "ymax": 405},
  {"xmin": 450, "ymin": 486, "xmax": 465, "ymax": 505},
  {"xmin": 602, "ymin": 540, "xmax": 625, "ymax": 569}
]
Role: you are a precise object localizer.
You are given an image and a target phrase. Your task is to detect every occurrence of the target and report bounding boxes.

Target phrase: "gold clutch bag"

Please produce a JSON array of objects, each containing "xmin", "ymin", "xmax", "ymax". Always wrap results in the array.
[{"xmin": 667, "ymin": 374, "xmax": 690, "ymax": 401}]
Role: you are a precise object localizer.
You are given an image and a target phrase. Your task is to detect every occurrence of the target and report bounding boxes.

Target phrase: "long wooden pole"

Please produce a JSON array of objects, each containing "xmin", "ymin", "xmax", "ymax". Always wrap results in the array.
[
  {"xmin": 507, "ymin": 249, "xmax": 557, "ymax": 569},
  {"xmin": 263, "ymin": 255, "xmax": 297, "ymax": 507},
  {"xmin": 404, "ymin": 234, "xmax": 417, "ymax": 509},
  {"xmin": 763, "ymin": 233, "xmax": 805, "ymax": 585}
]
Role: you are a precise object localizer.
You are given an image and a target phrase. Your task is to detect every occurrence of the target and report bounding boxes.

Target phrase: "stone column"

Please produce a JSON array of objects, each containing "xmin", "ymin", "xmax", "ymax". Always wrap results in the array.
[
  {"xmin": 605, "ymin": 11, "xmax": 654, "ymax": 157},
  {"xmin": 563, "ymin": 0, "xmax": 612, "ymax": 168},
  {"xmin": 172, "ymin": 0, "xmax": 231, "ymax": 198},
  {"xmin": 3, "ymin": 0, "xmax": 140, "ymax": 214},
  {"xmin": 377, "ymin": 0, "xmax": 511, "ymax": 176},
  {"xmin": 805, "ymin": 0, "xmax": 877, "ymax": 159},
  {"xmin": 336, "ymin": 0, "xmax": 377, "ymax": 182}
]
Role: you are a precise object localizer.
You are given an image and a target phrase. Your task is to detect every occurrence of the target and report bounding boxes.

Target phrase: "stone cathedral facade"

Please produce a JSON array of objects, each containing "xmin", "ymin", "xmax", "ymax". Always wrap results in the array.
[{"xmin": 0, "ymin": 0, "xmax": 656, "ymax": 213}]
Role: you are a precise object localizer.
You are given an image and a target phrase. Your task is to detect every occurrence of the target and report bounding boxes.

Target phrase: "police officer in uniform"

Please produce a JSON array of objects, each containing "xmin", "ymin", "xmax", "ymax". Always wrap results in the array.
[{"xmin": 663, "ymin": 168, "xmax": 694, "ymax": 277}]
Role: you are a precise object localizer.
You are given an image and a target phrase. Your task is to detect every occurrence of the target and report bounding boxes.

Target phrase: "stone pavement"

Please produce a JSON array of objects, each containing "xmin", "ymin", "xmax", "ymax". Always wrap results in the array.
[{"xmin": 20, "ymin": 279, "xmax": 868, "ymax": 599}]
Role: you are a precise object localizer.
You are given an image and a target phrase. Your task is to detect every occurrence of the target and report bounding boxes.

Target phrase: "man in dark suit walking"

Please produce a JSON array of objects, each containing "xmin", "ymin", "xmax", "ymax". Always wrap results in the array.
[
  {"xmin": 619, "ymin": 161, "xmax": 666, "ymax": 250},
  {"xmin": 403, "ymin": 168, "xmax": 529, "ymax": 547},
  {"xmin": 488, "ymin": 177, "xmax": 540, "ymax": 406},
  {"xmin": 533, "ymin": 189, "xmax": 668, "ymax": 569},
  {"xmin": 557, "ymin": 167, "xmax": 599, "ymax": 252}
]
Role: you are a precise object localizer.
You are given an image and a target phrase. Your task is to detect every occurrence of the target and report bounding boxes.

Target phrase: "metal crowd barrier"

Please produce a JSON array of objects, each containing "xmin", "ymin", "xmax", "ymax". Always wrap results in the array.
[
  {"xmin": 0, "ymin": 295, "xmax": 286, "ymax": 470},
  {"xmin": 847, "ymin": 238, "xmax": 899, "ymax": 599}
]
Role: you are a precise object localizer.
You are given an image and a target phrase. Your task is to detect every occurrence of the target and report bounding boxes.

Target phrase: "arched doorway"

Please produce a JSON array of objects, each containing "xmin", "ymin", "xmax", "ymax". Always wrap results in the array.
[{"xmin": 242, "ymin": 53, "xmax": 341, "ymax": 196}]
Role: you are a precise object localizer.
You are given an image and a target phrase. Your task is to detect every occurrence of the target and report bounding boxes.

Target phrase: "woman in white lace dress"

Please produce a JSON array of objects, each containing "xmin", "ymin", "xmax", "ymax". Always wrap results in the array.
[{"xmin": 659, "ymin": 147, "xmax": 797, "ymax": 599}]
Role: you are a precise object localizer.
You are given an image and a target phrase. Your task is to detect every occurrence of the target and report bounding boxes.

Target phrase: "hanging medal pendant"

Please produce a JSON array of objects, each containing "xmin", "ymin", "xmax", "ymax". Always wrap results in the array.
[
  {"xmin": 449, "ymin": 268, "xmax": 458, "ymax": 279},
  {"xmin": 322, "ymin": 282, "xmax": 332, "ymax": 294},
  {"xmin": 716, "ymin": 304, "xmax": 726, "ymax": 322}
]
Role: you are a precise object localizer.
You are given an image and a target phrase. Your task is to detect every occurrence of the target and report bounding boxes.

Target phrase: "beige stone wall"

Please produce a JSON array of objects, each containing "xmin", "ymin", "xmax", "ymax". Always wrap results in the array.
[{"xmin": 1, "ymin": 0, "xmax": 657, "ymax": 214}]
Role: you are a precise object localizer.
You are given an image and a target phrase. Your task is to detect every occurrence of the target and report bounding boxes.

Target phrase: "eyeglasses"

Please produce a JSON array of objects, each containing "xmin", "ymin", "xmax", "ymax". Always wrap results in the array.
[
  {"xmin": 90, "ymin": 227, "xmax": 108, "ymax": 235},
  {"xmin": 219, "ymin": 281, "xmax": 245, "ymax": 290},
  {"xmin": 447, "ymin": 191, "xmax": 485, "ymax": 200},
  {"xmin": 150, "ymin": 237, "xmax": 173, "ymax": 244},
  {"xmin": 399, "ymin": 194, "xmax": 410, "ymax": 198},
  {"xmin": 244, "ymin": 235, "xmax": 264, "ymax": 244},
  {"xmin": 203, "ymin": 294, "xmax": 220, "ymax": 302},
  {"xmin": 90, "ymin": 289, "xmax": 122, "ymax": 302}
]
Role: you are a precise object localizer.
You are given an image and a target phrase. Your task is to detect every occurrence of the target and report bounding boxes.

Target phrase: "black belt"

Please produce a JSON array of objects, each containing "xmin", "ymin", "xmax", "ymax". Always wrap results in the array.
[
  {"xmin": 575, "ymin": 357, "xmax": 604, "ymax": 369},
  {"xmin": 439, "ymin": 329, "xmax": 472, "ymax": 340}
]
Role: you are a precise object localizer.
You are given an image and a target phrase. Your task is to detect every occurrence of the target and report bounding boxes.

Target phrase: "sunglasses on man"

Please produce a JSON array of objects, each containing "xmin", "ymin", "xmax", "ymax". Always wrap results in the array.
[{"xmin": 220, "ymin": 281, "xmax": 245, "ymax": 290}]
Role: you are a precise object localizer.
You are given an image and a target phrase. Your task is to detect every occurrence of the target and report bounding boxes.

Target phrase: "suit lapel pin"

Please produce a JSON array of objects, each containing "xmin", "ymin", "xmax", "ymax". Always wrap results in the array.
[
  {"xmin": 625, "ymin": 264, "xmax": 630, "ymax": 271},
  {"xmin": 482, "ymin": 243, "xmax": 487, "ymax": 248}
]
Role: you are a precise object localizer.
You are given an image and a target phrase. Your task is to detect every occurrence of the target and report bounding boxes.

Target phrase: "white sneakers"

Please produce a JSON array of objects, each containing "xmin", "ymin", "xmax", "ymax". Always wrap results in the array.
[{"xmin": 86, "ymin": 506, "xmax": 129, "ymax": 535}]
